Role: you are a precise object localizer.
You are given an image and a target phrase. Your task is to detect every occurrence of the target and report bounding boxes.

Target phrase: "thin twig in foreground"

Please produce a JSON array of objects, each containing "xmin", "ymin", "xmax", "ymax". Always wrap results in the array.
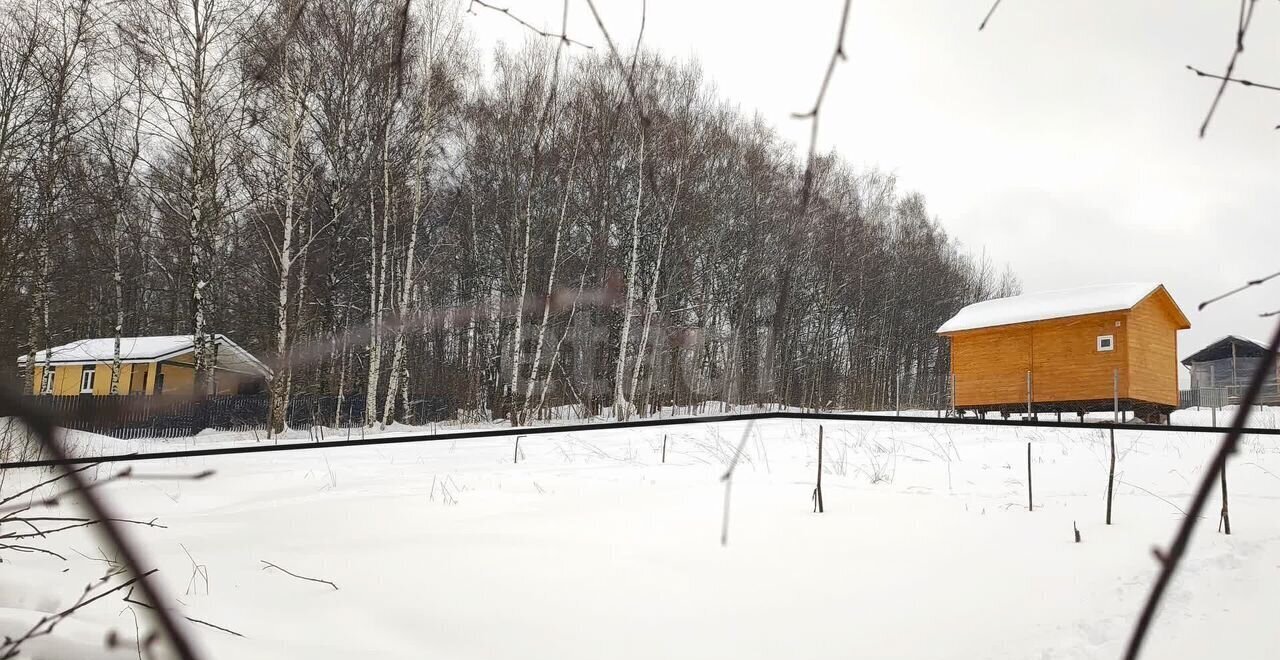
[
  {"xmin": 718, "ymin": 420, "xmax": 757, "ymax": 546},
  {"xmin": 583, "ymin": 0, "xmax": 649, "ymax": 128},
  {"xmin": 0, "ymin": 463, "xmax": 98, "ymax": 508},
  {"xmin": 0, "ymin": 387, "xmax": 200, "ymax": 660},
  {"xmin": 1121, "ymin": 316, "xmax": 1280, "ymax": 660},
  {"xmin": 1195, "ymin": 0, "xmax": 1258, "ymax": 138},
  {"xmin": 1198, "ymin": 267, "xmax": 1280, "ymax": 310},
  {"xmin": 124, "ymin": 587, "xmax": 246, "ymax": 638},
  {"xmin": 260, "ymin": 560, "xmax": 339, "ymax": 590},
  {"xmin": 0, "ymin": 569, "xmax": 156, "ymax": 659},
  {"xmin": 467, "ymin": 0, "xmax": 593, "ymax": 48},
  {"xmin": 1117, "ymin": 480, "xmax": 1194, "ymax": 518},
  {"xmin": 0, "ymin": 467, "xmax": 214, "ymax": 515},
  {"xmin": 1186, "ymin": 65, "xmax": 1280, "ymax": 93},
  {"xmin": 793, "ymin": 0, "xmax": 853, "ymax": 216},
  {"xmin": 978, "ymin": 0, "xmax": 1004, "ymax": 30}
]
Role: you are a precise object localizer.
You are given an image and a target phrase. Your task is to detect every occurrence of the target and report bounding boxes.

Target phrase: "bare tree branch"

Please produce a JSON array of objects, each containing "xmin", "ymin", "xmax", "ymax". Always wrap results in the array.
[
  {"xmin": 260, "ymin": 559, "xmax": 339, "ymax": 590},
  {"xmin": 793, "ymin": 0, "xmax": 853, "ymax": 214},
  {"xmin": 1122, "ymin": 316, "xmax": 1280, "ymax": 660},
  {"xmin": 978, "ymin": 0, "xmax": 1005, "ymax": 31},
  {"xmin": 1187, "ymin": 64, "xmax": 1280, "ymax": 93},
  {"xmin": 124, "ymin": 586, "xmax": 246, "ymax": 638},
  {"xmin": 583, "ymin": 0, "xmax": 649, "ymax": 129},
  {"xmin": 0, "ymin": 568, "xmax": 157, "ymax": 659},
  {"xmin": 718, "ymin": 420, "xmax": 757, "ymax": 546},
  {"xmin": 1195, "ymin": 0, "xmax": 1258, "ymax": 138},
  {"xmin": 1198, "ymin": 267, "xmax": 1280, "ymax": 310},
  {"xmin": 0, "ymin": 466, "xmax": 212, "ymax": 515},
  {"xmin": 466, "ymin": 0, "xmax": 592, "ymax": 49},
  {"xmin": 0, "ymin": 388, "xmax": 200, "ymax": 660}
]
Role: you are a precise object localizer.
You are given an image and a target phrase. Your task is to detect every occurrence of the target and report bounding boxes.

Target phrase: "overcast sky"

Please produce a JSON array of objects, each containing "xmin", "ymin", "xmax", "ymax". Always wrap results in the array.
[{"xmin": 460, "ymin": 0, "xmax": 1280, "ymax": 369}]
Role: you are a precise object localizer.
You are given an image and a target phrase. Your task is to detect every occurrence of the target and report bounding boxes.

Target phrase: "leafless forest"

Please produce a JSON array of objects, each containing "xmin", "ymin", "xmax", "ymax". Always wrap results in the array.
[{"xmin": 0, "ymin": 0, "xmax": 1018, "ymax": 430}]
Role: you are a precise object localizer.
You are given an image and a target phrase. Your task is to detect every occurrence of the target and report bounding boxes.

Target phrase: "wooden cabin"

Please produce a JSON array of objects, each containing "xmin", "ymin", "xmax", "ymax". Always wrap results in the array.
[
  {"xmin": 18, "ymin": 335, "xmax": 270, "ymax": 397},
  {"xmin": 1182, "ymin": 335, "xmax": 1279, "ymax": 405},
  {"xmin": 937, "ymin": 283, "xmax": 1190, "ymax": 420}
]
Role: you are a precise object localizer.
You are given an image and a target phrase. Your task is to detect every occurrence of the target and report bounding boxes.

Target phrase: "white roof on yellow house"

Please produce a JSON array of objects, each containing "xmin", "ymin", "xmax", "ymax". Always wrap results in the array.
[
  {"xmin": 17, "ymin": 335, "xmax": 271, "ymax": 377},
  {"xmin": 937, "ymin": 283, "xmax": 1189, "ymax": 334}
]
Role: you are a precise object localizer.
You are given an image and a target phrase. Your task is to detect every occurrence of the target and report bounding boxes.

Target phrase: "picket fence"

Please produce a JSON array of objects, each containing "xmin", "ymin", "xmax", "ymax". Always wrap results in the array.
[{"xmin": 23, "ymin": 393, "xmax": 451, "ymax": 439}]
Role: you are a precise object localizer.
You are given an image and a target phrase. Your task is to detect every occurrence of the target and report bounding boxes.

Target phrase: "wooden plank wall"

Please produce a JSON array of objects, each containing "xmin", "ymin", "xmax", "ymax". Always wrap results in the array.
[
  {"xmin": 950, "ymin": 326, "xmax": 1031, "ymax": 407},
  {"xmin": 950, "ymin": 312, "xmax": 1132, "ymax": 408},
  {"xmin": 1127, "ymin": 296, "xmax": 1180, "ymax": 406},
  {"xmin": 1030, "ymin": 313, "xmax": 1128, "ymax": 403}
]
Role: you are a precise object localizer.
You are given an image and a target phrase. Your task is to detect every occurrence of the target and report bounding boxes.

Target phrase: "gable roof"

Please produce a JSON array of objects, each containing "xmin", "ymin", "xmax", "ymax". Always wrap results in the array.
[
  {"xmin": 16, "ymin": 335, "xmax": 271, "ymax": 377},
  {"xmin": 937, "ymin": 282, "xmax": 1189, "ymax": 334},
  {"xmin": 1181, "ymin": 335, "xmax": 1273, "ymax": 365}
]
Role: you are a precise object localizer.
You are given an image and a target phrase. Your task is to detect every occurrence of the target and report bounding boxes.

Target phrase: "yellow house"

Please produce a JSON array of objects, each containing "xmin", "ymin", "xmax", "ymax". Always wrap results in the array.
[
  {"xmin": 937, "ymin": 282, "xmax": 1190, "ymax": 420},
  {"xmin": 18, "ymin": 335, "xmax": 271, "ymax": 396}
]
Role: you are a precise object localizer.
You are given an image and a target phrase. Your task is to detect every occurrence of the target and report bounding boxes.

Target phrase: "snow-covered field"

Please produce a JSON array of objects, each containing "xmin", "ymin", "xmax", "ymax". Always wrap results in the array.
[{"xmin": 3, "ymin": 408, "xmax": 1280, "ymax": 659}]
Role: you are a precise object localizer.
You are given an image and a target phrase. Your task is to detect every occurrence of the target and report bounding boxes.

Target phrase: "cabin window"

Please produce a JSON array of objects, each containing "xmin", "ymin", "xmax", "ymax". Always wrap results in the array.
[
  {"xmin": 80, "ymin": 366, "xmax": 96, "ymax": 393},
  {"xmin": 41, "ymin": 369, "xmax": 54, "ymax": 394},
  {"xmin": 1097, "ymin": 335, "xmax": 1114, "ymax": 352}
]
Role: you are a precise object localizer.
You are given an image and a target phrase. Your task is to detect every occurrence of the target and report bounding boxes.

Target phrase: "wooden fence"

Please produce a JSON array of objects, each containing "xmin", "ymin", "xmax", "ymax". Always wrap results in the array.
[{"xmin": 21, "ymin": 394, "xmax": 451, "ymax": 439}]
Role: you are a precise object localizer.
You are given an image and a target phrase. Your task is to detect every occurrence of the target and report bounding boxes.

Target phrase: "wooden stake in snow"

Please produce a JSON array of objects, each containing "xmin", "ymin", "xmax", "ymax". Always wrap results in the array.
[
  {"xmin": 1106, "ymin": 429, "xmax": 1116, "ymax": 525},
  {"xmin": 1027, "ymin": 441, "xmax": 1033, "ymax": 511},
  {"xmin": 813, "ymin": 426, "xmax": 825, "ymax": 513},
  {"xmin": 1113, "ymin": 368, "xmax": 1120, "ymax": 423},
  {"xmin": 1026, "ymin": 371, "xmax": 1033, "ymax": 418},
  {"xmin": 1219, "ymin": 461, "xmax": 1231, "ymax": 534},
  {"xmin": 895, "ymin": 371, "xmax": 901, "ymax": 416},
  {"xmin": 1074, "ymin": 521, "xmax": 1081, "ymax": 543},
  {"xmin": 514, "ymin": 435, "xmax": 523, "ymax": 464},
  {"xmin": 661, "ymin": 434, "xmax": 667, "ymax": 463}
]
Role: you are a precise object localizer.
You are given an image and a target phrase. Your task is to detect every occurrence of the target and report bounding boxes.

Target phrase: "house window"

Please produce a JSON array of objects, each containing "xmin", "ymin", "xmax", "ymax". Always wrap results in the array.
[
  {"xmin": 41, "ymin": 369, "xmax": 54, "ymax": 394},
  {"xmin": 80, "ymin": 366, "xmax": 96, "ymax": 394},
  {"xmin": 1097, "ymin": 335, "xmax": 1115, "ymax": 352}
]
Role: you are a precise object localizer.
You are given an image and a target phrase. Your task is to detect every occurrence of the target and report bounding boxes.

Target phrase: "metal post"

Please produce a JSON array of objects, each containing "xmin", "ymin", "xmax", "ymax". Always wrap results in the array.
[
  {"xmin": 895, "ymin": 371, "xmax": 901, "ymax": 416},
  {"xmin": 1106, "ymin": 429, "xmax": 1116, "ymax": 524},
  {"xmin": 1026, "ymin": 370, "xmax": 1032, "ymax": 418},
  {"xmin": 1113, "ymin": 368, "xmax": 1119, "ymax": 423},
  {"xmin": 1220, "ymin": 462, "xmax": 1231, "ymax": 535},
  {"xmin": 814, "ymin": 426, "xmax": 825, "ymax": 513},
  {"xmin": 1027, "ymin": 441, "xmax": 1033, "ymax": 511}
]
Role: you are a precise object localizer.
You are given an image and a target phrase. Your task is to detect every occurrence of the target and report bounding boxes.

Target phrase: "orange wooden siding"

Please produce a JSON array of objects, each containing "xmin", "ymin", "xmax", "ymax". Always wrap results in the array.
[
  {"xmin": 950, "ymin": 325, "xmax": 1031, "ymax": 407},
  {"xmin": 1126, "ymin": 295, "xmax": 1180, "ymax": 407},
  {"xmin": 944, "ymin": 286, "xmax": 1186, "ymax": 410},
  {"xmin": 1028, "ymin": 312, "xmax": 1128, "ymax": 403}
]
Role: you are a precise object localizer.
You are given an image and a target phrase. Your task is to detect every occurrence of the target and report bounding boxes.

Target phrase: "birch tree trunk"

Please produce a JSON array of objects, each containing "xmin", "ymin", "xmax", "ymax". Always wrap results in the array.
[
  {"xmin": 110, "ymin": 200, "xmax": 125, "ymax": 395},
  {"xmin": 613, "ymin": 129, "xmax": 644, "ymax": 420},
  {"xmin": 187, "ymin": 1, "xmax": 216, "ymax": 398},
  {"xmin": 627, "ymin": 166, "xmax": 682, "ymax": 409},
  {"xmin": 384, "ymin": 9, "xmax": 464, "ymax": 424},
  {"xmin": 628, "ymin": 219, "xmax": 668, "ymax": 408},
  {"xmin": 269, "ymin": 54, "xmax": 305, "ymax": 436},
  {"xmin": 382, "ymin": 143, "xmax": 425, "ymax": 427},
  {"xmin": 521, "ymin": 138, "xmax": 581, "ymax": 422}
]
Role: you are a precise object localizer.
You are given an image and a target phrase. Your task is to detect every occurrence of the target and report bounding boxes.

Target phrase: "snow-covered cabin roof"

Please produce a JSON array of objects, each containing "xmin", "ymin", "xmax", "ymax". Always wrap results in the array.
[
  {"xmin": 16, "ymin": 334, "xmax": 271, "ymax": 377},
  {"xmin": 937, "ymin": 283, "xmax": 1188, "ymax": 334},
  {"xmin": 1181, "ymin": 335, "xmax": 1273, "ymax": 365}
]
